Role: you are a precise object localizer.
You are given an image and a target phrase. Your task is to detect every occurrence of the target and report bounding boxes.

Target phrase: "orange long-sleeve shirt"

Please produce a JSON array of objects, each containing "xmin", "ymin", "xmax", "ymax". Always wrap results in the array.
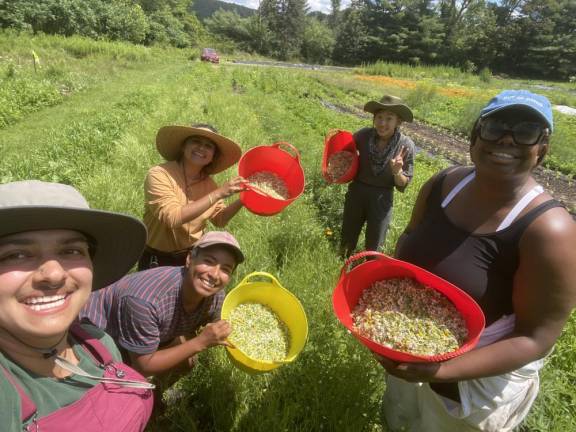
[{"xmin": 143, "ymin": 161, "xmax": 224, "ymax": 252}]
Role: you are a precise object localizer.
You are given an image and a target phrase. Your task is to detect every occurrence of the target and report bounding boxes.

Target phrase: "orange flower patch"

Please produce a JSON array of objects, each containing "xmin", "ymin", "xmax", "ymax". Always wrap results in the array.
[
  {"xmin": 357, "ymin": 75, "xmax": 416, "ymax": 89},
  {"xmin": 439, "ymin": 87, "xmax": 475, "ymax": 98},
  {"xmin": 356, "ymin": 75, "xmax": 476, "ymax": 98}
]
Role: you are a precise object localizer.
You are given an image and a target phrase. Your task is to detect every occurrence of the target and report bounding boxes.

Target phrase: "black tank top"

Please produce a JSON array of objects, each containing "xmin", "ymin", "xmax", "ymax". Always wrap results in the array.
[{"xmin": 397, "ymin": 172, "xmax": 563, "ymax": 325}]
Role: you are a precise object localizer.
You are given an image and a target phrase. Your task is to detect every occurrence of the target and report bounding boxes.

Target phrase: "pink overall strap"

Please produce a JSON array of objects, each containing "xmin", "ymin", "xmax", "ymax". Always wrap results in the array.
[
  {"xmin": 0, "ymin": 363, "xmax": 37, "ymax": 422},
  {"xmin": 69, "ymin": 322, "xmax": 114, "ymax": 366},
  {"xmin": 2, "ymin": 324, "xmax": 114, "ymax": 423}
]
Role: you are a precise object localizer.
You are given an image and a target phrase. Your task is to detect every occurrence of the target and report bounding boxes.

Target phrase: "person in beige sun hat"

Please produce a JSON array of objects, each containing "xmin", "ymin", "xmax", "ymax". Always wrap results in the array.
[
  {"xmin": 339, "ymin": 94, "xmax": 416, "ymax": 257},
  {"xmin": 155, "ymin": 124, "xmax": 242, "ymax": 173},
  {"xmin": 140, "ymin": 123, "xmax": 248, "ymax": 270},
  {"xmin": 0, "ymin": 180, "xmax": 154, "ymax": 431}
]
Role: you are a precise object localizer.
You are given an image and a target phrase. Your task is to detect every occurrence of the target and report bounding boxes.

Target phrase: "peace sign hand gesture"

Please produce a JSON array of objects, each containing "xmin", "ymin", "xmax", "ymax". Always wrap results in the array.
[{"xmin": 390, "ymin": 146, "xmax": 407, "ymax": 176}]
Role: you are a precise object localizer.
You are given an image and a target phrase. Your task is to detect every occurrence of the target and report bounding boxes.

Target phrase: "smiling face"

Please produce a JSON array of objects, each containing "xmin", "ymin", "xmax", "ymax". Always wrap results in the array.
[
  {"xmin": 471, "ymin": 110, "xmax": 548, "ymax": 179},
  {"xmin": 184, "ymin": 246, "xmax": 236, "ymax": 299},
  {"xmin": 0, "ymin": 229, "xmax": 93, "ymax": 347},
  {"xmin": 373, "ymin": 110, "xmax": 402, "ymax": 140},
  {"xmin": 181, "ymin": 136, "xmax": 217, "ymax": 168}
]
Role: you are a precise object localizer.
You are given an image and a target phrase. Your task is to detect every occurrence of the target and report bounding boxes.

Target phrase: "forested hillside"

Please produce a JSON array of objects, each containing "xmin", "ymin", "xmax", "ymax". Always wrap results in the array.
[
  {"xmin": 192, "ymin": 0, "xmax": 256, "ymax": 20},
  {"xmin": 2, "ymin": 0, "xmax": 574, "ymax": 80}
]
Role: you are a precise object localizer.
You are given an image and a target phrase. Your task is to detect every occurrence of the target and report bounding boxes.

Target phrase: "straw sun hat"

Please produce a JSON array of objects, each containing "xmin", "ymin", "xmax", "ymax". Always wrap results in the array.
[
  {"xmin": 363, "ymin": 95, "xmax": 414, "ymax": 122},
  {"xmin": 156, "ymin": 125, "xmax": 242, "ymax": 174},
  {"xmin": 0, "ymin": 180, "xmax": 146, "ymax": 290}
]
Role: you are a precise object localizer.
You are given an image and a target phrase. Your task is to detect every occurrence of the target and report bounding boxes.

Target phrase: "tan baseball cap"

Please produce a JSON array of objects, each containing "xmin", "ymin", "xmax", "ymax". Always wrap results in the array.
[{"xmin": 193, "ymin": 231, "xmax": 244, "ymax": 264}]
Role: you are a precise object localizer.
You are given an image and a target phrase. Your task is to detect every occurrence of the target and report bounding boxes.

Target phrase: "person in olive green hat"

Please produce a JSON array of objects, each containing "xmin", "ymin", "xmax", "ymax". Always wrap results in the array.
[{"xmin": 339, "ymin": 95, "xmax": 416, "ymax": 257}]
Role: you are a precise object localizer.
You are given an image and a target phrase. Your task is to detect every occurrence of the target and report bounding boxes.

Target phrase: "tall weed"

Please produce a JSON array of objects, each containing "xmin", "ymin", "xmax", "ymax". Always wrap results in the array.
[{"xmin": 360, "ymin": 60, "xmax": 481, "ymax": 83}]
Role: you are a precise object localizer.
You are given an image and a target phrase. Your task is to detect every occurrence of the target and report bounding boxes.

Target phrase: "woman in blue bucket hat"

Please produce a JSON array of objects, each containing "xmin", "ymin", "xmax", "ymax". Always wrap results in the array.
[{"xmin": 376, "ymin": 90, "xmax": 576, "ymax": 431}]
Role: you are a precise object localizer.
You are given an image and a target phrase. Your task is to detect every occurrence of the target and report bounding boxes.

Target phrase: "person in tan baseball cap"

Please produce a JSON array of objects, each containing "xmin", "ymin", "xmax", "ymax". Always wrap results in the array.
[
  {"xmin": 80, "ymin": 230, "xmax": 245, "ymax": 402},
  {"xmin": 140, "ymin": 123, "xmax": 249, "ymax": 270}
]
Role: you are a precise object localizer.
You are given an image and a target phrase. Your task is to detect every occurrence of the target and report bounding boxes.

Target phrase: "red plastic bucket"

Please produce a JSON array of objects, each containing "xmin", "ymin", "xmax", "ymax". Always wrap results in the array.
[
  {"xmin": 322, "ymin": 130, "xmax": 359, "ymax": 184},
  {"xmin": 238, "ymin": 142, "xmax": 305, "ymax": 216},
  {"xmin": 332, "ymin": 252, "xmax": 485, "ymax": 363}
]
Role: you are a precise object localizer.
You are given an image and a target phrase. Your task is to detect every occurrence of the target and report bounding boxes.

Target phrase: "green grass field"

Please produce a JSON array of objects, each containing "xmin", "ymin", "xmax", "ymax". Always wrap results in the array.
[{"xmin": 1, "ymin": 32, "xmax": 575, "ymax": 431}]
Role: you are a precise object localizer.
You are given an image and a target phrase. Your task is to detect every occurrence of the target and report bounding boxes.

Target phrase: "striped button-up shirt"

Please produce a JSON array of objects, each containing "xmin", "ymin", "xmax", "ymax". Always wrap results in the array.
[{"xmin": 80, "ymin": 266, "xmax": 224, "ymax": 354}]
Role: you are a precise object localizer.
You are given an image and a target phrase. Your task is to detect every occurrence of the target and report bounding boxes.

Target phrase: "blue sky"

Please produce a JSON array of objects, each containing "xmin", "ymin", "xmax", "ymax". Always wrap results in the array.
[{"xmin": 220, "ymin": 0, "xmax": 351, "ymax": 15}]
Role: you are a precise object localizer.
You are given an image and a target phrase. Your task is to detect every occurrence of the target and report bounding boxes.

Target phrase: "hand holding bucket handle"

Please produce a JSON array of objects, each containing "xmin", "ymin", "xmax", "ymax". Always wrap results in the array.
[{"xmin": 272, "ymin": 142, "xmax": 300, "ymax": 162}]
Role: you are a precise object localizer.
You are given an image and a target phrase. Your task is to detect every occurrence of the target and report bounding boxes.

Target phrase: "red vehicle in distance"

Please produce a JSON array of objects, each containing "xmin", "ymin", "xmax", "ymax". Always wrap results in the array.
[{"xmin": 201, "ymin": 48, "xmax": 219, "ymax": 64}]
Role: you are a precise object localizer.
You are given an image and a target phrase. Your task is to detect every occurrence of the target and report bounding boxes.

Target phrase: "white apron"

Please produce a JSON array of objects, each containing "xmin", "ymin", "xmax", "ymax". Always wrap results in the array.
[{"xmin": 382, "ymin": 315, "xmax": 544, "ymax": 432}]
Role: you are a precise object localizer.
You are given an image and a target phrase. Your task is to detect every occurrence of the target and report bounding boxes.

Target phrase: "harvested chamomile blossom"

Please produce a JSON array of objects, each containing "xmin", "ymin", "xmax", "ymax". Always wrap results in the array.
[
  {"xmin": 229, "ymin": 303, "xmax": 290, "ymax": 362},
  {"xmin": 352, "ymin": 278, "xmax": 468, "ymax": 356},
  {"xmin": 247, "ymin": 171, "xmax": 289, "ymax": 200}
]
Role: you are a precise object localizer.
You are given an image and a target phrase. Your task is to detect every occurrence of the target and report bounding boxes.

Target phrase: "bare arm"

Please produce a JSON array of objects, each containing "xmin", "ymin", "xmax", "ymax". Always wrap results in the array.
[
  {"xmin": 129, "ymin": 320, "xmax": 231, "ymax": 376},
  {"xmin": 179, "ymin": 176, "xmax": 246, "ymax": 225},
  {"xmin": 439, "ymin": 207, "xmax": 576, "ymax": 380}
]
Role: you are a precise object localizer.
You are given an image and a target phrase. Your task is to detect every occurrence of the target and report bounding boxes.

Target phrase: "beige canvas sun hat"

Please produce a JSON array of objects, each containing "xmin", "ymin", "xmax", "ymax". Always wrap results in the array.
[
  {"xmin": 363, "ymin": 95, "xmax": 414, "ymax": 122},
  {"xmin": 156, "ymin": 125, "xmax": 242, "ymax": 174},
  {"xmin": 0, "ymin": 180, "xmax": 146, "ymax": 290}
]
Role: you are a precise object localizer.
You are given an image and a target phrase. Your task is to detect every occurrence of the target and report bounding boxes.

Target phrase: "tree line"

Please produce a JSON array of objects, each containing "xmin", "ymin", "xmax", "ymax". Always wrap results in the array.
[
  {"xmin": 1, "ymin": 0, "xmax": 204, "ymax": 48},
  {"xmin": 2, "ymin": 0, "xmax": 574, "ymax": 80}
]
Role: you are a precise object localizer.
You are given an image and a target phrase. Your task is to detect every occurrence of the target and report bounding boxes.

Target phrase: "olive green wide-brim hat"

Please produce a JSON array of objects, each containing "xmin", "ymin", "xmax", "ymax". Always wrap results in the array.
[
  {"xmin": 156, "ymin": 125, "xmax": 242, "ymax": 174},
  {"xmin": 0, "ymin": 180, "xmax": 147, "ymax": 290},
  {"xmin": 363, "ymin": 95, "xmax": 414, "ymax": 122}
]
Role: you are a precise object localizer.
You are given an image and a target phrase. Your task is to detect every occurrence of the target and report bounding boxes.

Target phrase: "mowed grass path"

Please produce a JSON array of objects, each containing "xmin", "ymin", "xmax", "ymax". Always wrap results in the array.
[{"xmin": 0, "ymin": 57, "xmax": 574, "ymax": 432}]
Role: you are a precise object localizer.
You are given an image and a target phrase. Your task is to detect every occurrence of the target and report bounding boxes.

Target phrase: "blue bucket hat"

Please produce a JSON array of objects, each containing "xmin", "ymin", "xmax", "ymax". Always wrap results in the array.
[{"xmin": 480, "ymin": 90, "xmax": 553, "ymax": 132}]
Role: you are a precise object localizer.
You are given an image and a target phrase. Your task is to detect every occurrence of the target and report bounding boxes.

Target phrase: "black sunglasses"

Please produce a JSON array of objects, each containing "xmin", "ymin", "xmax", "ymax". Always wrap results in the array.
[{"xmin": 478, "ymin": 118, "xmax": 548, "ymax": 146}]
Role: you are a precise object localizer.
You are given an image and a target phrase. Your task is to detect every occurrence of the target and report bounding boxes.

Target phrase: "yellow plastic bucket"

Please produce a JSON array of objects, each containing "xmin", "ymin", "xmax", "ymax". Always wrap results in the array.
[{"xmin": 221, "ymin": 272, "xmax": 308, "ymax": 373}]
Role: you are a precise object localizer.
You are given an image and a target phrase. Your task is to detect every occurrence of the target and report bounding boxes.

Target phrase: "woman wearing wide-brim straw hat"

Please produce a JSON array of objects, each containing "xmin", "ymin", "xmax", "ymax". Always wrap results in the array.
[
  {"xmin": 339, "ymin": 94, "xmax": 416, "ymax": 257},
  {"xmin": 139, "ymin": 123, "xmax": 248, "ymax": 270}
]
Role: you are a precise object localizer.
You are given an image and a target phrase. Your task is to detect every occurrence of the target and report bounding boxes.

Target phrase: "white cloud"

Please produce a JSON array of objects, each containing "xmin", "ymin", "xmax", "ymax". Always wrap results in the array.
[
  {"xmin": 223, "ymin": 0, "xmax": 259, "ymax": 9},
  {"xmin": 220, "ymin": 0, "xmax": 351, "ymax": 14}
]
